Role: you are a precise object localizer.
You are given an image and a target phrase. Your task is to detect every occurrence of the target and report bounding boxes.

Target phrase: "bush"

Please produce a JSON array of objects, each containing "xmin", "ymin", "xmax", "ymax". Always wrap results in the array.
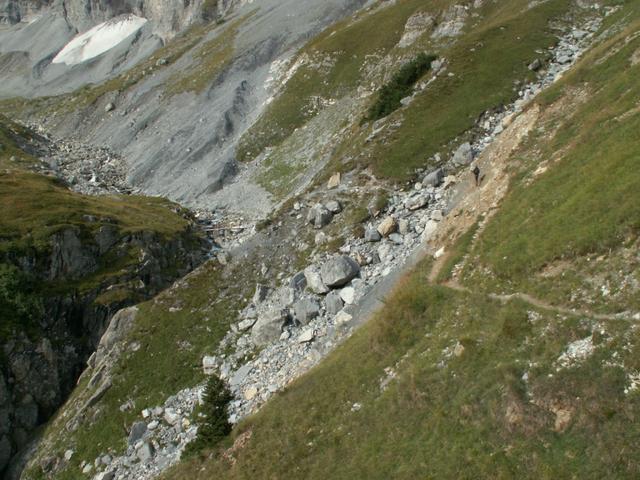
[
  {"xmin": 0, "ymin": 263, "xmax": 43, "ymax": 342},
  {"xmin": 183, "ymin": 374, "xmax": 233, "ymax": 457},
  {"xmin": 365, "ymin": 53, "xmax": 437, "ymax": 122}
]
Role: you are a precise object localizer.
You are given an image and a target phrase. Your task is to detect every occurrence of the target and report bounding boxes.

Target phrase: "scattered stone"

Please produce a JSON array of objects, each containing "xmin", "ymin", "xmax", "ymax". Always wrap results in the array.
[
  {"xmin": 293, "ymin": 298, "xmax": 320, "ymax": 325},
  {"xmin": 389, "ymin": 233, "xmax": 404, "ymax": 245},
  {"xmin": 420, "ymin": 220, "xmax": 439, "ymax": 243},
  {"xmin": 377, "ymin": 216, "xmax": 397, "ymax": 237},
  {"xmin": 289, "ymin": 271, "xmax": 307, "ymax": 292},
  {"xmin": 243, "ymin": 386, "xmax": 258, "ymax": 400},
  {"xmin": 398, "ymin": 219, "xmax": 409, "ymax": 235},
  {"xmin": 339, "ymin": 287, "xmax": 356, "ymax": 305},
  {"xmin": 128, "ymin": 421, "xmax": 147, "ymax": 445},
  {"xmin": 334, "ymin": 311, "xmax": 353, "ymax": 324},
  {"xmin": 136, "ymin": 442, "xmax": 154, "ymax": 463},
  {"xmin": 320, "ymin": 256, "xmax": 360, "ymax": 288},
  {"xmin": 423, "ymin": 167, "xmax": 444, "ymax": 187},
  {"xmin": 64, "ymin": 449, "xmax": 74, "ymax": 461},
  {"xmin": 163, "ymin": 408, "xmax": 180, "ymax": 426},
  {"xmin": 453, "ymin": 343, "xmax": 465, "ymax": 357},
  {"xmin": 364, "ymin": 227, "xmax": 382, "ymax": 242},
  {"xmin": 528, "ymin": 58, "xmax": 542, "ymax": 71},
  {"xmin": 325, "ymin": 200, "xmax": 342, "ymax": 214},
  {"xmin": 406, "ymin": 195, "xmax": 429, "ymax": 211},
  {"xmin": 327, "ymin": 172, "xmax": 341, "ymax": 189},
  {"xmin": 238, "ymin": 318, "xmax": 257, "ymax": 331},
  {"xmin": 431, "ymin": 210, "xmax": 444, "ymax": 221},
  {"xmin": 304, "ymin": 266, "xmax": 329, "ymax": 294},
  {"xmin": 452, "ymin": 142, "xmax": 473, "ymax": 166},
  {"xmin": 94, "ymin": 471, "xmax": 115, "ymax": 480},
  {"xmin": 253, "ymin": 284, "xmax": 270, "ymax": 305},
  {"xmin": 297, "ymin": 329, "xmax": 315, "ymax": 343},
  {"xmin": 202, "ymin": 356, "xmax": 217, "ymax": 374},
  {"xmin": 325, "ymin": 291, "xmax": 344, "ymax": 315},
  {"xmin": 251, "ymin": 310, "xmax": 288, "ymax": 345},
  {"xmin": 307, "ymin": 203, "xmax": 333, "ymax": 228},
  {"xmin": 105, "ymin": 102, "xmax": 115, "ymax": 113}
]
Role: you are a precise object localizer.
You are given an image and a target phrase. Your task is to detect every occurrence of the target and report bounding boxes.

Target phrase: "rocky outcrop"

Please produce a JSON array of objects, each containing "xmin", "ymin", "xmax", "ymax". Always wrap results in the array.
[{"xmin": 0, "ymin": 222, "xmax": 207, "ymax": 476}]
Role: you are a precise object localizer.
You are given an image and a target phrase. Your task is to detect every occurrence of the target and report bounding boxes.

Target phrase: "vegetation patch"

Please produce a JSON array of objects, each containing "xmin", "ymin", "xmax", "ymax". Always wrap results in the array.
[{"xmin": 364, "ymin": 52, "xmax": 436, "ymax": 122}]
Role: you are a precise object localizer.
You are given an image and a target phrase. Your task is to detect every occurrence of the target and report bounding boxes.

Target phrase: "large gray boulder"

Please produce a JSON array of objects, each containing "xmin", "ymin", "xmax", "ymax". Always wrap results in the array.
[
  {"xmin": 293, "ymin": 298, "xmax": 320, "ymax": 325},
  {"xmin": 325, "ymin": 291, "xmax": 344, "ymax": 315},
  {"xmin": 304, "ymin": 265, "xmax": 329, "ymax": 294},
  {"xmin": 320, "ymin": 256, "xmax": 360, "ymax": 288},
  {"xmin": 423, "ymin": 167, "xmax": 444, "ymax": 187},
  {"xmin": 251, "ymin": 310, "xmax": 288, "ymax": 346},
  {"xmin": 452, "ymin": 142, "xmax": 473, "ymax": 166},
  {"xmin": 128, "ymin": 421, "xmax": 147, "ymax": 445},
  {"xmin": 307, "ymin": 203, "xmax": 333, "ymax": 228}
]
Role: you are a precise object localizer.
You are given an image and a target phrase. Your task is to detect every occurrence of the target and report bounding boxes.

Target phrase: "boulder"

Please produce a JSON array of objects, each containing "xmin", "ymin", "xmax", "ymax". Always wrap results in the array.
[
  {"xmin": 406, "ymin": 195, "xmax": 429, "ymax": 211},
  {"xmin": 307, "ymin": 203, "xmax": 333, "ymax": 228},
  {"xmin": 128, "ymin": 421, "xmax": 147, "ymax": 445},
  {"xmin": 252, "ymin": 284, "xmax": 270, "ymax": 305},
  {"xmin": 297, "ymin": 329, "xmax": 315, "ymax": 343},
  {"xmin": 202, "ymin": 355, "xmax": 217, "ymax": 374},
  {"xmin": 293, "ymin": 298, "xmax": 320, "ymax": 325},
  {"xmin": 325, "ymin": 200, "xmax": 342, "ymax": 213},
  {"xmin": 105, "ymin": 102, "xmax": 115, "ymax": 113},
  {"xmin": 339, "ymin": 287, "xmax": 356, "ymax": 305},
  {"xmin": 251, "ymin": 310, "xmax": 289, "ymax": 346},
  {"xmin": 230, "ymin": 364, "xmax": 253, "ymax": 387},
  {"xmin": 327, "ymin": 172, "xmax": 341, "ymax": 189},
  {"xmin": 325, "ymin": 291, "xmax": 344, "ymax": 315},
  {"xmin": 304, "ymin": 266, "xmax": 329, "ymax": 294},
  {"xmin": 423, "ymin": 167, "xmax": 444, "ymax": 187},
  {"xmin": 94, "ymin": 472, "xmax": 115, "ymax": 480},
  {"xmin": 398, "ymin": 219, "xmax": 409, "ymax": 235},
  {"xmin": 364, "ymin": 227, "xmax": 382, "ymax": 243},
  {"xmin": 452, "ymin": 142, "xmax": 473, "ymax": 166},
  {"xmin": 389, "ymin": 233, "xmax": 404, "ymax": 245},
  {"xmin": 136, "ymin": 442, "xmax": 154, "ymax": 463},
  {"xmin": 420, "ymin": 219, "xmax": 439, "ymax": 243},
  {"xmin": 528, "ymin": 58, "xmax": 542, "ymax": 71},
  {"xmin": 289, "ymin": 271, "xmax": 307, "ymax": 292},
  {"xmin": 320, "ymin": 256, "xmax": 360, "ymax": 288},
  {"xmin": 377, "ymin": 216, "xmax": 397, "ymax": 237}
]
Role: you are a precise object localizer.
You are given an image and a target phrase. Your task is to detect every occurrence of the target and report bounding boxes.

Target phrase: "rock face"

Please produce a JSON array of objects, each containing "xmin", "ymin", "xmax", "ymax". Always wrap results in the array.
[
  {"xmin": 0, "ymin": 223, "xmax": 207, "ymax": 475},
  {"xmin": 320, "ymin": 256, "xmax": 360, "ymax": 288}
]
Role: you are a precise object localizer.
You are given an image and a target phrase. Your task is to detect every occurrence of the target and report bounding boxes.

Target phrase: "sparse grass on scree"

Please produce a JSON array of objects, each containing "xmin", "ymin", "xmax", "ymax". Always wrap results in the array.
[
  {"xmin": 461, "ymin": 8, "xmax": 640, "ymax": 314},
  {"xmin": 164, "ymin": 258, "xmax": 640, "ymax": 479}
]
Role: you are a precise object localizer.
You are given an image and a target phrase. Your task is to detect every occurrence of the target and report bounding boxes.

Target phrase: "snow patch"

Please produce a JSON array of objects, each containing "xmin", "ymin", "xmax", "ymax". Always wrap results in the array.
[{"xmin": 52, "ymin": 14, "xmax": 148, "ymax": 66}]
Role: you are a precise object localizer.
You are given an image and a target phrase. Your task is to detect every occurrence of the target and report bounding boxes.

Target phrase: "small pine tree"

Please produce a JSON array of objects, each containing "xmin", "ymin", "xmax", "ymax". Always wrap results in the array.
[{"xmin": 183, "ymin": 374, "xmax": 233, "ymax": 456}]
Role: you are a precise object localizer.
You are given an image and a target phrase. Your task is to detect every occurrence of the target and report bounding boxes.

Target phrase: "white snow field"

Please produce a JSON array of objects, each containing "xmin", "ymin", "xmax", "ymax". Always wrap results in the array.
[{"xmin": 52, "ymin": 14, "xmax": 148, "ymax": 66}]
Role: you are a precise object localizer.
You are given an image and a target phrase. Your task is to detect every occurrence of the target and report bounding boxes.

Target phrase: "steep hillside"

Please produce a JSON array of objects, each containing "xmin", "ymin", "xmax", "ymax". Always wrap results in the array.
[
  {"xmin": 0, "ymin": 116, "xmax": 207, "ymax": 477},
  {"xmin": 157, "ymin": 2, "xmax": 640, "ymax": 478},
  {"xmin": 1, "ymin": 0, "xmax": 638, "ymax": 478}
]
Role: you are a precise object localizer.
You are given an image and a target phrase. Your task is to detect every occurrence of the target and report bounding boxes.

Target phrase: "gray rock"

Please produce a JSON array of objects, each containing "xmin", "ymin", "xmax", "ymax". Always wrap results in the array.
[
  {"xmin": 105, "ymin": 102, "xmax": 115, "ymax": 113},
  {"xmin": 230, "ymin": 364, "xmax": 253, "ymax": 387},
  {"xmin": 325, "ymin": 291, "xmax": 344, "ymax": 315},
  {"xmin": 304, "ymin": 265, "xmax": 329, "ymax": 294},
  {"xmin": 325, "ymin": 200, "xmax": 342, "ymax": 213},
  {"xmin": 307, "ymin": 203, "xmax": 333, "ymax": 228},
  {"xmin": 528, "ymin": 58, "xmax": 542, "ymax": 71},
  {"xmin": 136, "ymin": 442, "xmax": 154, "ymax": 463},
  {"xmin": 364, "ymin": 227, "xmax": 382, "ymax": 242},
  {"xmin": 452, "ymin": 142, "xmax": 473, "ymax": 166},
  {"xmin": 406, "ymin": 195, "xmax": 429, "ymax": 211},
  {"xmin": 128, "ymin": 421, "xmax": 147, "ymax": 445},
  {"xmin": 94, "ymin": 471, "xmax": 115, "ymax": 480},
  {"xmin": 251, "ymin": 310, "xmax": 288, "ymax": 345},
  {"xmin": 377, "ymin": 216, "xmax": 397, "ymax": 237},
  {"xmin": 389, "ymin": 233, "xmax": 404, "ymax": 245},
  {"xmin": 398, "ymin": 219, "xmax": 409, "ymax": 235},
  {"xmin": 339, "ymin": 286, "xmax": 356, "ymax": 305},
  {"xmin": 238, "ymin": 318, "xmax": 257, "ymax": 331},
  {"xmin": 289, "ymin": 271, "xmax": 307, "ymax": 292},
  {"xmin": 252, "ymin": 284, "xmax": 270, "ymax": 305},
  {"xmin": 320, "ymin": 256, "xmax": 360, "ymax": 288},
  {"xmin": 297, "ymin": 329, "xmax": 315, "ymax": 343},
  {"xmin": 293, "ymin": 298, "xmax": 320, "ymax": 325},
  {"xmin": 423, "ymin": 167, "xmax": 444, "ymax": 187}
]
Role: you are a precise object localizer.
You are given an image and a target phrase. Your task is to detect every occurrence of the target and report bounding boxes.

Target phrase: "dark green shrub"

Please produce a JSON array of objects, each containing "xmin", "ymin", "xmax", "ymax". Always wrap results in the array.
[
  {"xmin": 365, "ymin": 53, "xmax": 437, "ymax": 122},
  {"xmin": 183, "ymin": 374, "xmax": 233, "ymax": 457},
  {"xmin": 0, "ymin": 263, "xmax": 43, "ymax": 342}
]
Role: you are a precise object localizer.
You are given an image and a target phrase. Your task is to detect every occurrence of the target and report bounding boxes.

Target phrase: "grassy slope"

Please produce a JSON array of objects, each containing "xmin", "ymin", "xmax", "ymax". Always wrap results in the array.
[
  {"xmin": 460, "ymin": 5, "xmax": 640, "ymax": 314},
  {"xmin": 163, "ymin": 2, "xmax": 640, "ymax": 478}
]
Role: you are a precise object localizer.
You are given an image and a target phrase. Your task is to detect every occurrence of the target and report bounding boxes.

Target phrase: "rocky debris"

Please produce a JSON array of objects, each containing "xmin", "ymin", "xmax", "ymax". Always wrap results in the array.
[
  {"xmin": 377, "ymin": 216, "xmax": 397, "ymax": 237},
  {"xmin": 252, "ymin": 284, "xmax": 270, "ymax": 304},
  {"xmin": 105, "ymin": 102, "xmax": 115, "ymax": 113},
  {"xmin": 297, "ymin": 329, "xmax": 315, "ymax": 343},
  {"xmin": 25, "ymin": 124, "xmax": 133, "ymax": 196},
  {"xmin": 325, "ymin": 291, "xmax": 344, "ymax": 315},
  {"xmin": 364, "ymin": 227, "xmax": 382, "ymax": 243},
  {"xmin": 320, "ymin": 256, "xmax": 360, "ymax": 287},
  {"xmin": 406, "ymin": 195, "xmax": 429, "ymax": 211},
  {"xmin": 399, "ymin": 11, "xmax": 435, "ymax": 48},
  {"xmin": 325, "ymin": 200, "xmax": 342, "ymax": 214},
  {"xmin": 128, "ymin": 422, "xmax": 147, "ymax": 445},
  {"xmin": 307, "ymin": 203, "xmax": 333, "ymax": 228}
]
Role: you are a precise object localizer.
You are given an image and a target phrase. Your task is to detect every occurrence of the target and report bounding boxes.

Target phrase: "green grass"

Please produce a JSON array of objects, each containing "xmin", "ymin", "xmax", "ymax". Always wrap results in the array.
[
  {"xmin": 461, "ymin": 12, "xmax": 640, "ymax": 313},
  {"xmin": 435, "ymin": 219, "xmax": 481, "ymax": 283},
  {"xmin": 164, "ymin": 258, "xmax": 640, "ymax": 479}
]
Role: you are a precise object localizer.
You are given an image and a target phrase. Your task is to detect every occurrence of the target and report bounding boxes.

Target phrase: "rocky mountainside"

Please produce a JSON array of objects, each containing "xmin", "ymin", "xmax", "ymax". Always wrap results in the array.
[{"xmin": 0, "ymin": 0, "xmax": 639, "ymax": 478}]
